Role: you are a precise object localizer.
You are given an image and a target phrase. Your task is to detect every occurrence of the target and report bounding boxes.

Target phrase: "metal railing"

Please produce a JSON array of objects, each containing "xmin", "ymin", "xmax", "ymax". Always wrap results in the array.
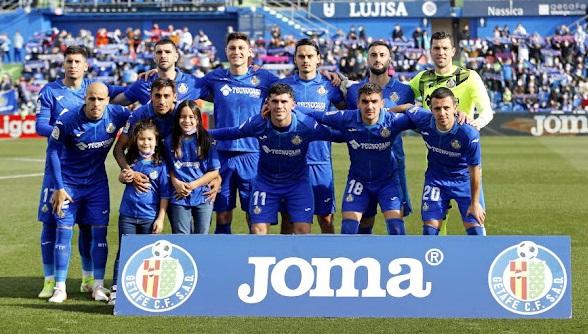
[{"xmin": 264, "ymin": 0, "xmax": 337, "ymax": 35}]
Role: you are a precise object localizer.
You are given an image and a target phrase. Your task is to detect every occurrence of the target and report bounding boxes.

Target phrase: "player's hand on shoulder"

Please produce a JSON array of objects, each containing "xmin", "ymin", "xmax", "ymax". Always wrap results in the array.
[
  {"xmin": 321, "ymin": 70, "xmax": 343, "ymax": 87},
  {"xmin": 455, "ymin": 109, "xmax": 475, "ymax": 127},
  {"xmin": 388, "ymin": 103, "xmax": 415, "ymax": 113},
  {"xmin": 137, "ymin": 69, "xmax": 158, "ymax": 81},
  {"xmin": 260, "ymin": 101, "xmax": 270, "ymax": 119}
]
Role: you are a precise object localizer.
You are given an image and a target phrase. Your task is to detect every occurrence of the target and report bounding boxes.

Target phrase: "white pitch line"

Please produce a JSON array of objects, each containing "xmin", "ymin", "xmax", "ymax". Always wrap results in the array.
[
  {"xmin": 4, "ymin": 157, "xmax": 45, "ymax": 162},
  {"xmin": 0, "ymin": 173, "xmax": 44, "ymax": 180}
]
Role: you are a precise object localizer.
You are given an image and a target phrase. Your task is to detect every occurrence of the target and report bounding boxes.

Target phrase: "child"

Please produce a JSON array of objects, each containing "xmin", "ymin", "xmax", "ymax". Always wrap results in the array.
[
  {"xmin": 165, "ymin": 100, "xmax": 220, "ymax": 234},
  {"xmin": 109, "ymin": 120, "xmax": 170, "ymax": 305}
]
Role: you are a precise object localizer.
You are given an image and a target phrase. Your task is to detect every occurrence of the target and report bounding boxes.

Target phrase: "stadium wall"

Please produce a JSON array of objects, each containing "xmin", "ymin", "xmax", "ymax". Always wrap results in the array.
[{"xmin": 0, "ymin": 9, "xmax": 51, "ymax": 47}]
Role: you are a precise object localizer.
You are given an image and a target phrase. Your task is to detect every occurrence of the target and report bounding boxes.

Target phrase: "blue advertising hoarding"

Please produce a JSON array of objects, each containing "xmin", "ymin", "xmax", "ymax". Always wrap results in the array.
[
  {"xmin": 308, "ymin": 1, "xmax": 452, "ymax": 19},
  {"xmin": 115, "ymin": 235, "xmax": 571, "ymax": 318},
  {"xmin": 461, "ymin": 0, "xmax": 587, "ymax": 17}
]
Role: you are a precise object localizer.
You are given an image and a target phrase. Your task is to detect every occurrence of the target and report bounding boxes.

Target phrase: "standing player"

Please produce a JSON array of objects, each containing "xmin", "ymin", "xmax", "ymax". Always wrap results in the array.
[
  {"xmin": 208, "ymin": 83, "xmax": 340, "ymax": 234},
  {"xmin": 409, "ymin": 31, "xmax": 492, "ymax": 234},
  {"xmin": 346, "ymin": 41, "xmax": 415, "ymax": 234},
  {"xmin": 111, "ymin": 39, "xmax": 204, "ymax": 106},
  {"xmin": 47, "ymin": 82, "xmax": 130, "ymax": 303},
  {"xmin": 35, "ymin": 46, "xmax": 123, "ymax": 298},
  {"xmin": 201, "ymin": 32, "xmax": 279, "ymax": 234},
  {"xmin": 404, "ymin": 88, "xmax": 486, "ymax": 235},
  {"xmin": 307, "ymin": 83, "xmax": 413, "ymax": 235},
  {"xmin": 277, "ymin": 38, "xmax": 346, "ymax": 234}
]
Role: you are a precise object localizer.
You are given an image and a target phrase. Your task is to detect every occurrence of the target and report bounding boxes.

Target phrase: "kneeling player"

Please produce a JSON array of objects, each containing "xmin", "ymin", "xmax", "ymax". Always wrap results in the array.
[
  {"xmin": 404, "ymin": 87, "xmax": 486, "ymax": 235},
  {"xmin": 209, "ymin": 83, "xmax": 340, "ymax": 234}
]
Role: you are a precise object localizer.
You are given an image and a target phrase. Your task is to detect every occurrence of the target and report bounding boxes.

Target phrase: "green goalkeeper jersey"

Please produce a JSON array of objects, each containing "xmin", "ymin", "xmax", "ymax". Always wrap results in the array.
[{"xmin": 409, "ymin": 65, "xmax": 493, "ymax": 128}]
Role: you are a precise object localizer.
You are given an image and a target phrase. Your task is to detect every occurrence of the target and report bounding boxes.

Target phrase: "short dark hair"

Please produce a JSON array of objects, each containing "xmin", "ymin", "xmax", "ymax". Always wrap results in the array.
[
  {"xmin": 64, "ymin": 45, "xmax": 88, "ymax": 59},
  {"xmin": 154, "ymin": 38, "xmax": 179, "ymax": 53},
  {"xmin": 358, "ymin": 82, "xmax": 383, "ymax": 98},
  {"xmin": 429, "ymin": 87, "xmax": 458, "ymax": 104},
  {"xmin": 268, "ymin": 83, "xmax": 294, "ymax": 100},
  {"xmin": 430, "ymin": 31, "xmax": 454, "ymax": 47},
  {"xmin": 294, "ymin": 38, "xmax": 321, "ymax": 57},
  {"xmin": 151, "ymin": 78, "xmax": 176, "ymax": 95},
  {"xmin": 367, "ymin": 40, "xmax": 391, "ymax": 53},
  {"xmin": 226, "ymin": 32, "xmax": 249, "ymax": 45}
]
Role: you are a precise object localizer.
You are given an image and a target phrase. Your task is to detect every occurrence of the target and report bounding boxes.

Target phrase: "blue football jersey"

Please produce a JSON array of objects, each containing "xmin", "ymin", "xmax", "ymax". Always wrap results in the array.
[
  {"xmin": 123, "ymin": 69, "xmax": 205, "ymax": 105},
  {"xmin": 346, "ymin": 78, "xmax": 415, "ymax": 109},
  {"xmin": 122, "ymin": 102, "xmax": 176, "ymax": 139},
  {"xmin": 202, "ymin": 67, "xmax": 279, "ymax": 152},
  {"xmin": 162, "ymin": 135, "xmax": 220, "ymax": 206},
  {"xmin": 308, "ymin": 109, "xmax": 413, "ymax": 182},
  {"xmin": 119, "ymin": 159, "xmax": 171, "ymax": 220},
  {"xmin": 405, "ymin": 107, "xmax": 482, "ymax": 181},
  {"xmin": 278, "ymin": 73, "xmax": 344, "ymax": 165},
  {"xmin": 48, "ymin": 104, "xmax": 130, "ymax": 188},
  {"xmin": 209, "ymin": 110, "xmax": 336, "ymax": 184}
]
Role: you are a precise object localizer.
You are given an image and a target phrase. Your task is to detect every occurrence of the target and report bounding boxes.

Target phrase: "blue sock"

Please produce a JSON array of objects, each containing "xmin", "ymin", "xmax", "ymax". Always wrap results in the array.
[
  {"xmin": 423, "ymin": 225, "xmax": 440, "ymax": 235},
  {"xmin": 54, "ymin": 226, "xmax": 73, "ymax": 283},
  {"xmin": 466, "ymin": 226, "xmax": 485, "ymax": 236},
  {"xmin": 91, "ymin": 225, "xmax": 108, "ymax": 280},
  {"xmin": 41, "ymin": 223, "xmax": 56, "ymax": 277},
  {"xmin": 78, "ymin": 224, "xmax": 93, "ymax": 273},
  {"xmin": 215, "ymin": 223, "xmax": 232, "ymax": 234},
  {"xmin": 386, "ymin": 218, "xmax": 405, "ymax": 235},
  {"xmin": 358, "ymin": 226, "xmax": 373, "ymax": 234},
  {"xmin": 341, "ymin": 219, "xmax": 360, "ymax": 234}
]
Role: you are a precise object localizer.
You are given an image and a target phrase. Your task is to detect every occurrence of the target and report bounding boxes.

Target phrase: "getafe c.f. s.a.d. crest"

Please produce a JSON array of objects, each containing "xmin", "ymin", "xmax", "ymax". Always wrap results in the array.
[
  {"xmin": 317, "ymin": 85, "xmax": 327, "ymax": 96},
  {"xmin": 488, "ymin": 241, "xmax": 567, "ymax": 315},
  {"xmin": 451, "ymin": 139, "xmax": 461, "ymax": 150},
  {"xmin": 250, "ymin": 76, "xmax": 260, "ymax": 86},
  {"xmin": 291, "ymin": 135, "xmax": 302, "ymax": 145},
  {"xmin": 380, "ymin": 127, "xmax": 391, "ymax": 138},
  {"xmin": 121, "ymin": 240, "xmax": 197, "ymax": 313}
]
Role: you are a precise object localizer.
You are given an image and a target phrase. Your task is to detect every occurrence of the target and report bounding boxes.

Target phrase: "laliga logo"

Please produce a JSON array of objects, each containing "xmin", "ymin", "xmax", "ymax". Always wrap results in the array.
[
  {"xmin": 488, "ymin": 241, "xmax": 567, "ymax": 315},
  {"xmin": 121, "ymin": 240, "xmax": 197, "ymax": 312},
  {"xmin": 238, "ymin": 255, "xmax": 438, "ymax": 304}
]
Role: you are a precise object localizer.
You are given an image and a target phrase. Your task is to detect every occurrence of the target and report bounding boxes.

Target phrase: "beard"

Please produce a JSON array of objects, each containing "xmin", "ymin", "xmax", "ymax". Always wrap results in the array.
[{"xmin": 369, "ymin": 65, "xmax": 387, "ymax": 76}]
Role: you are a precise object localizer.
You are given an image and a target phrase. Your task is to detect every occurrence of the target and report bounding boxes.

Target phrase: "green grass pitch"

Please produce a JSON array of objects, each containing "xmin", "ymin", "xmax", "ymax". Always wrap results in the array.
[{"xmin": 0, "ymin": 136, "xmax": 586, "ymax": 333}]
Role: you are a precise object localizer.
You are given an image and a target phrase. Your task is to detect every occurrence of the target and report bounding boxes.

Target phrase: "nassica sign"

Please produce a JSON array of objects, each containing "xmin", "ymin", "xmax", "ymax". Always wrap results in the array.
[
  {"xmin": 461, "ymin": 0, "xmax": 587, "ymax": 17},
  {"xmin": 114, "ymin": 235, "xmax": 571, "ymax": 318},
  {"xmin": 308, "ymin": 1, "xmax": 452, "ymax": 19}
]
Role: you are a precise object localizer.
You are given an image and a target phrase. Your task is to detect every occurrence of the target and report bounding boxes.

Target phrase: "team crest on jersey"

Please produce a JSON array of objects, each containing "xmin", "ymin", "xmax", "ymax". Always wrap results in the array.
[
  {"xmin": 317, "ymin": 85, "xmax": 327, "ymax": 96},
  {"xmin": 451, "ymin": 139, "xmax": 461, "ymax": 150},
  {"xmin": 51, "ymin": 127, "xmax": 60, "ymax": 140},
  {"xmin": 488, "ymin": 241, "xmax": 567, "ymax": 315},
  {"xmin": 380, "ymin": 127, "xmax": 391, "ymax": 138},
  {"xmin": 121, "ymin": 240, "xmax": 197, "ymax": 313},
  {"xmin": 345, "ymin": 194, "xmax": 354, "ymax": 202},
  {"xmin": 291, "ymin": 135, "xmax": 302, "ymax": 145},
  {"xmin": 250, "ymin": 76, "xmax": 260, "ymax": 86},
  {"xmin": 220, "ymin": 84, "xmax": 231, "ymax": 96},
  {"xmin": 41, "ymin": 204, "xmax": 49, "ymax": 213},
  {"xmin": 149, "ymin": 171, "xmax": 159, "ymax": 180},
  {"xmin": 446, "ymin": 78, "xmax": 456, "ymax": 88},
  {"xmin": 390, "ymin": 92, "xmax": 399, "ymax": 102},
  {"xmin": 174, "ymin": 161, "xmax": 183, "ymax": 169},
  {"xmin": 422, "ymin": 202, "xmax": 429, "ymax": 211},
  {"xmin": 123, "ymin": 121, "xmax": 131, "ymax": 133},
  {"xmin": 106, "ymin": 123, "xmax": 116, "ymax": 134},
  {"xmin": 178, "ymin": 83, "xmax": 188, "ymax": 94},
  {"xmin": 253, "ymin": 206, "xmax": 262, "ymax": 214}
]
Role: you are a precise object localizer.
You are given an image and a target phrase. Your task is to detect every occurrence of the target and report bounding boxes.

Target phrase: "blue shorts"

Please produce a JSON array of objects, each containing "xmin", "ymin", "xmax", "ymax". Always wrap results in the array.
[
  {"xmin": 420, "ymin": 177, "xmax": 486, "ymax": 224},
  {"xmin": 53, "ymin": 181, "xmax": 110, "ymax": 227},
  {"xmin": 341, "ymin": 176, "xmax": 402, "ymax": 214},
  {"xmin": 250, "ymin": 179, "xmax": 314, "ymax": 224},
  {"xmin": 37, "ymin": 172, "xmax": 56, "ymax": 224},
  {"xmin": 308, "ymin": 164, "xmax": 336, "ymax": 216},
  {"xmin": 214, "ymin": 151, "xmax": 259, "ymax": 213},
  {"xmin": 364, "ymin": 136, "xmax": 412, "ymax": 217}
]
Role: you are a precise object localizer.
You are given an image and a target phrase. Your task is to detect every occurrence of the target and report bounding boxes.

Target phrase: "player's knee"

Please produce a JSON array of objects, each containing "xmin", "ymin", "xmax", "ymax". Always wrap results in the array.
[
  {"xmin": 293, "ymin": 223, "xmax": 311, "ymax": 235},
  {"xmin": 216, "ymin": 211, "xmax": 233, "ymax": 225},
  {"xmin": 465, "ymin": 224, "xmax": 485, "ymax": 236},
  {"xmin": 250, "ymin": 224, "xmax": 268, "ymax": 235},
  {"xmin": 359, "ymin": 215, "xmax": 375, "ymax": 227},
  {"xmin": 341, "ymin": 219, "xmax": 360, "ymax": 234},
  {"xmin": 422, "ymin": 224, "xmax": 440, "ymax": 235}
]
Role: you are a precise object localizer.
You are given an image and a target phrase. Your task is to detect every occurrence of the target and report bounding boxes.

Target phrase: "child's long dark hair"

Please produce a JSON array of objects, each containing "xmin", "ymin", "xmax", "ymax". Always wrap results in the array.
[
  {"xmin": 172, "ymin": 100, "xmax": 212, "ymax": 159},
  {"xmin": 125, "ymin": 119, "xmax": 163, "ymax": 165}
]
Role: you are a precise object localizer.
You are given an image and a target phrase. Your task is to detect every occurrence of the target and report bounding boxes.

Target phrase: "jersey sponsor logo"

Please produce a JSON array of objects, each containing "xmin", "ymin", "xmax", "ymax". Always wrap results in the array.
[
  {"xmin": 420, "ymin": 131, "xmax": 430, "ymax": 136},
  {"xmin": 451, "ymin": 139, "xmax": 461, "ymax": 150},
  {"xmin": 325, "ymin": 110, "xmax": 342, "ymax": 116},
  {"xmin": 101, "ymin": 209, "xmax": 109, "ymax": 215},
  {"xmin": 297, "ymin": 101, "xmax": 327, "ymax": 111},
  {"xmin": 250, "ymin": 76, "xmax": 260, "ymax": 86},
  {"xmin": 261, "ymin": 145, "xmax": 302, "ymax": 157},
  {"xmin": 178, "ymin": 83, "xmax": 188, "ymax": 94},
  {"xmin": 317, "ymin": 85, "xmax": 327, "ymax": 96},
  {"xmin": 380, "ymin": 127, "xmax": 391, "ymax": 138},
  {"xmin": 390, "ymin": 92, "xmax": 399, "ymax": 102},
  {"xmin": 258, "ymin": 135, "xmax": 268, "ymax": 140},
  {"xmin": 51, "ymin": 127, "xmax": 60, "ymax": 140},
  {"xmin": 106, "ymin": 123, "xmax": 116, "ymax": 134},
  {"xmin": 488, "ymin": 241, "xmax": 567, "ymax": 315},
  {"xmin": 347, "ymin": 128, "xmax": 359, "ymax": 132},
  {"xmin": 237, "ymin": 256, "xmax": 432, "ymax": 304},
  {"xmin": 56, "ymin": 95, "xmax": 64, "ymax": 101},
  {"xmin": 174, "ymin": 161, "xmax": 201, "ymax": 169},
  {"xmin": 349, "ymin": 140, "xmax": 391, "ymax": 151},
  {"xmin": 425, "ymin": 142, "xmax": 461, "ymax": 157},
  {"xmin": 122, "ymin": 240, "xmax": 197, "ymax": 313},
  {"xmin": 75, "ymin": 137, "xmax": 115, "ymax": 151},
  {"xmin": 220, "ymin": 84, "xmax": 261, "ymax": 98},
  {"xmin": 291, "ymin": 135, "xmax": 302, "ymax": 145},
  {"xmin": 149, "ymin": 171, "xmax": 159, "ymax": 180},
  {"xmin": 304, "ymin": 207, "xmax": 312, "ymax": 212},
  {"xmin": 220, "ymin": 84, "xmax": 232, "ymax": 96},
  {"xmin": 59, "ymin": 108, "xmax": 69, "ymax": 116},
  {"xmin": 408, "ymin": 106, "xmax": 419, "ymax": 114}
]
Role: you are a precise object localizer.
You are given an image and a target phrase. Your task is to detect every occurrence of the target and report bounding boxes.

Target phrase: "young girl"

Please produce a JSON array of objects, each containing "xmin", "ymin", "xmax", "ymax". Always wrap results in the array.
[
  {"xmin": 109, "ymin": 120, "xmax": 170, "ymax": 305},
  {"xmin": 165, "ymin": 100, "xmax": 220, "ymax": 234}
]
